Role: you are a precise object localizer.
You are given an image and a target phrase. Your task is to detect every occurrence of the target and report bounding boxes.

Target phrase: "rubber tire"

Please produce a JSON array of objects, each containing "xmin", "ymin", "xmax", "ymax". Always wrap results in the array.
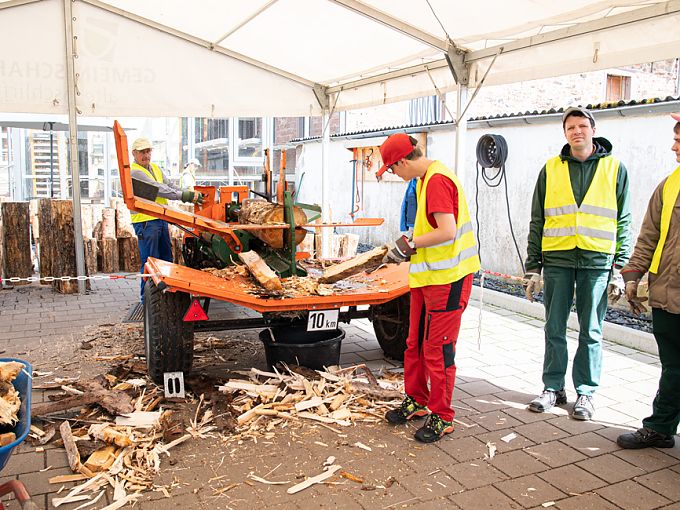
[
  {"xmin": 371, "ymin": 293, "xmax": 410, "ymax": 361},
  {"xmin": 143, "ymin": 280, "xmax": 194, "ymax": 384}
]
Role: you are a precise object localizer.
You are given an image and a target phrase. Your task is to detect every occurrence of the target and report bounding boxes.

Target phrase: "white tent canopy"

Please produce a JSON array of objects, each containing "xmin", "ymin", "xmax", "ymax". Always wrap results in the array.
[
  {"xmin": 2, "ymin": 0, "xmax": 679, "ymax": 287},
  {"xmin": 2, "ymin": 0, "xmax": 680, "ymax": 117}
]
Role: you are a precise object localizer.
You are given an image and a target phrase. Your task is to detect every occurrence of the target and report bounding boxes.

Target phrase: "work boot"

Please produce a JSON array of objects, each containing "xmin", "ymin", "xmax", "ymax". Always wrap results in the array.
[
  {"xmin": 617, "ymin": 427, "xmax": 675, "ymax": 449},
  {"xmin": 572, "ymin": 394, "xmax": 595, "ymax": 421},
  {"xmin": 528, "ymin": 389, "xmax": 567, "ymax": 413},
  {"xmin": 385, "ymin": 396, "xmax": 428, "ymax": 424},
  {"xmin": 414, "ymin": 413, "xmax": 454, "ymax": 443}
]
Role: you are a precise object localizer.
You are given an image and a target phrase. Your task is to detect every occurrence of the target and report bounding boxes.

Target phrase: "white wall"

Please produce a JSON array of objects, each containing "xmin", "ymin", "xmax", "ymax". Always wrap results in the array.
[{"xmin": 296, "ymin": 110, "xmax": 680, "ymax": 277}]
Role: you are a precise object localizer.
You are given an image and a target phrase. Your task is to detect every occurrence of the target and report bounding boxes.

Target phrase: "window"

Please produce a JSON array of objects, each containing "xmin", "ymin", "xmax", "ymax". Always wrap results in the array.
[
  {"xmin": 606, "ymin": 74, "xmax": 631, "ymax": 102},
  {"xmin": 234, "ymin": 117, "xmax": 263, "ymax": 161}
]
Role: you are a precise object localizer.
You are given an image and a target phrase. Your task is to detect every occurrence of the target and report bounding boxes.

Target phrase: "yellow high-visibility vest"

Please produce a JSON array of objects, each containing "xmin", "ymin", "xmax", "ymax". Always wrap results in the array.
[
  {"xmin": 650, "ymin": 165, "xmax": 680, "ymax": 274},
  {"xmin": 542, "ymin": 155, "xmax": 619, "ymax": 254},
  {"xmin": 130, "ymin": 162, "xmax": 168, "ymax": 224},
  {"xmin": 409, "ymin": 161, "xmax": 480, "ymax": 288}
]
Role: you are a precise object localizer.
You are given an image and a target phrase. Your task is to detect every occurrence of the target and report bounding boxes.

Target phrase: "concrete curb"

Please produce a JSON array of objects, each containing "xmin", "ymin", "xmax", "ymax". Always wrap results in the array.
[{"xmin": 471, "ymin": 285, "xmax": 658, "ymax": 356}]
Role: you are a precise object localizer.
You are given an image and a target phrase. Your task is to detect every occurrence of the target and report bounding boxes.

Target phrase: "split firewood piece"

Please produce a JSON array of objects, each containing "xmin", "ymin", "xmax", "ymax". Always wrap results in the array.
[
  {"xmin": 31, "ymin": 394, "xmax": 99, "ymax": 418},
  {"xmin": 32, "ymin": 379, "xmax": 133, "ymax": 418},
  {"xmin": 59, "ymin": 421, "xmax": 94, "ymax": 477},
  {"xmin": 328, "ymin": 394, "xmax": 347, "ymax": 411},
  {"xmin": 318, "ymin": 246, "xmax": 387, "ymax": 284},
  {"xmin": 286, "ymin": 465, "xmax": 342, "ymax": 494},
  {"xmin": 0, "ymin": 432, "xmax": 16, "ymax": 446},
  {"xmin": 48, "ymin": 474, "xmax": 89, "ymax": 485},
  {"xmin": 238, "ymin": 250, "xmax": 283, "ymax": 292},
  {"xmin": 0, "ymin": 361, "xmax": 23, "ymax": 382},
  {"xmin": 88, "ymin": 424, "xmax": 133, "ymax": 448},
  {"xmin": 76, "ymin": 380, "xmax": 134, "ymax": 416},
  {"xmin": 83, "ymin": 446, "xmax": 117, "ymax": 472},
  {"xmin": 115, "ymin": 411, "xmax": 161, "ymax": 428}
]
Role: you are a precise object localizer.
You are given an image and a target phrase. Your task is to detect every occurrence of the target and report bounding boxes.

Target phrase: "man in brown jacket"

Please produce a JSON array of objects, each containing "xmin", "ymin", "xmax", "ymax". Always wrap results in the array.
[{"xmin": 617, "ymin": 113, "xmax": 680, "ymax": 449}]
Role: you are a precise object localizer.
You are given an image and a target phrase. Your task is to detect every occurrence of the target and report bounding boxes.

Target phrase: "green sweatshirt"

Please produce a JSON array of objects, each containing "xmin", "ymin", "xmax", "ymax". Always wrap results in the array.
[{"xmin": 526, "ymin": 137, "xmax": 632, "ymax": 272}]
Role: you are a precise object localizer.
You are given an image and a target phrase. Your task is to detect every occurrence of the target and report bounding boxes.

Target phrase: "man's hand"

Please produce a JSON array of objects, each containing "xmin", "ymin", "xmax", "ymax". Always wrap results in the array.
[
  {"xmin": 383, "ymin": 235, "xmax": 416, "ymax": 263},
  {"xmin": 625, "ymin": 280, "xmax": 648, "ymax": 316},
  {"xmin": 523, "ymin": 271, "xmax": 542, "ymax": 302},
  {"xmin": 181, "ymin": 190, "xmax": 204, "ymax": 205},
  {"xmin": 607, "ymin": 267, "xmax": 625, "ymax": 305}
]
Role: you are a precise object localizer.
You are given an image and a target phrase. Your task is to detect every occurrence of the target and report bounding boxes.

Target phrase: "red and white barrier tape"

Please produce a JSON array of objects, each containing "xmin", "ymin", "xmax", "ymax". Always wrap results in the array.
[{"xmin": 1, "ymin": 274, "xmax": 150, "ymax": 284}]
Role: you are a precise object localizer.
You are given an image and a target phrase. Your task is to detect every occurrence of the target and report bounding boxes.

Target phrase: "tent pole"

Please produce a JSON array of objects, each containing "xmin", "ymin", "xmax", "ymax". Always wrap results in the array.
[
  {"xmin": 320, "ymin": 109, "xmax": 331, "ymax": 258},
  {"xmin": 455, "ymin": 85, "xmax": 468, "ymax": 189},
  {"xmin": 63, "ymin": 0, "xmax": 87, "ymax": 293}
]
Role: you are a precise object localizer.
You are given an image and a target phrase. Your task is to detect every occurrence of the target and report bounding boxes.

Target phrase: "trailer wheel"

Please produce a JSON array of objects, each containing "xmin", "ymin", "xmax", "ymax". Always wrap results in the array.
[
  {"xmin": 371, "ymin": 293, "xmax": 410, "ymax": 361},
  {"xmin": 143, "ymin": 280, "xmax": 194, "ymax": 384}
]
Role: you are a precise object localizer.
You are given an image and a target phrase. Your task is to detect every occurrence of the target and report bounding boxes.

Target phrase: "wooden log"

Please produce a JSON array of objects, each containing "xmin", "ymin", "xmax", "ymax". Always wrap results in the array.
[
  {"xmin": 238, "ymin": 199, "xmax": 307, "ymax": 249},
  {"xmin": 59, "ymin": 421, "xmax": 81, "ymax": 472},
  {"xmin": 238, "ymin": 250, "xmax": 283, "ymax": 291},
  {"xmin": 101, "ymin": 208, "xmax": 116, "ymax": 239},
  {"xmin": 80, "ymin": 204, "xmax": 93, "ymax": 239},
  {"xmin": 314, "ymin": 231, "xmax": 344, "ymax": 259},
  {"xmin": 99, "ymin": 238, "xmax": 119, "ymax": 273},
  {"xmin": 318, "ymin": 246, "xmax": 387, "ymax": 284},
  {"xmin": 115, "ymin": 201, "xmax": 135, "ymax": 238},
  {"xmin": 340, "ymin": 233, "xmax": 359, "ymax": 259},
  {"xmin": 1, "ymin": 202, "xmax": 32, "ymax": 284},
  {"xmin": 299, "ymin": 232, "xmax": 315, "ymax": 257},
  {"xmin": 171, "ymin": 236, "xmax": 184, "ymax": 265},
  {"xmin": 52, "ymin": 200, "xmax": 78, "ymax": 294},
  {"xmin": 84, "ymin": 238, "xmax": 98, "ymax": 275},
  {"xmin": 38, "ymin": 199, "xmax": 55, "ymax": 282},
  {"xmin": 118, "ymin": 236, "xmax": 140, "ymax": 272}
]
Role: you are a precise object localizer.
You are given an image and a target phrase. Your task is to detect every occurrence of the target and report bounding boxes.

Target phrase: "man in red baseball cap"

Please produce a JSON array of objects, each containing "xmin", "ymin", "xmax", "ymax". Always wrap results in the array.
[{"xmin": 379, "ymin": 132, "xmax": 481, "ymax": 443}]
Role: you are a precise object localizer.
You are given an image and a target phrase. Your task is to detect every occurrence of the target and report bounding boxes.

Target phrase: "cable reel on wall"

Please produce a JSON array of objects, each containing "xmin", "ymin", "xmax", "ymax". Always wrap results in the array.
[{"xmin": 474, "ymin": 134, "xmax": 525, "ymax": 274}]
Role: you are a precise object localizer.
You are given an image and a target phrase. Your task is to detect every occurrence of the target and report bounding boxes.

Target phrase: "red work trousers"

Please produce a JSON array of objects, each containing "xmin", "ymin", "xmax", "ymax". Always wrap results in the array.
[{"xmin": 404, "ymin": 274, "xmax": 472, "ymax": 422}]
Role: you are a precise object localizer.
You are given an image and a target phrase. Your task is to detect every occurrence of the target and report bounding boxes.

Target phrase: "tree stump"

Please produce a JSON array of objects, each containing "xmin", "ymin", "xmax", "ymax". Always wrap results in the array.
[
  {"xmin": 1, "ymin": 202, "xmax": 32, "ymax": 284},
  {"xmin": 99, "ymin": 238, "xmax": 119, "ymax": 273},
  {"xmin": 118, "ymin": 237, "xmax": 141, "ymax": 272}
]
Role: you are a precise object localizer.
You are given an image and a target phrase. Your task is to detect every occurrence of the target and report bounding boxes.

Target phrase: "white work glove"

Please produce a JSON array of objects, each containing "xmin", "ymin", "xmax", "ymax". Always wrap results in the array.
[
  {"xmin": 607, "ymin": 267, "xmax": 625, "ymax": 305},
  {"xmin": 625, "ymin": 279, "xmax": 648, "ymax": 316},
  {"xmin": 523, "ymin": 271, "xmax": 542, "ymax": 302},
  {"xmin": 383, "ymin": 235, "xmax": 416, "ymax": 263}
]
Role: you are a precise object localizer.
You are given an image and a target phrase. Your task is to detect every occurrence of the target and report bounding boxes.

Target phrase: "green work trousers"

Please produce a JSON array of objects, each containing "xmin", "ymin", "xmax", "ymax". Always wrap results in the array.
[
  {"xmin": 643, "ymin": 308, "xmax": 680, "ymax": 436},
  {"xmin": 541, "ymin": 266, "xmax": 610, "ymax": 396}
]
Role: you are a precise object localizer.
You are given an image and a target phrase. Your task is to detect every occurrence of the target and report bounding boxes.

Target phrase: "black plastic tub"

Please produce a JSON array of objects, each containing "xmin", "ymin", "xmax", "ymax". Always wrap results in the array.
[{"xmin": 259, "ymin": 326, "xmax": 345, "ymax": 370}]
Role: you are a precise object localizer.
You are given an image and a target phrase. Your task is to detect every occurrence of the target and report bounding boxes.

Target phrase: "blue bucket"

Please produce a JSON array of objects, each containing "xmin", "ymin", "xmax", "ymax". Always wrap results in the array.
[{"xmin": 0, "ymin": 359, "xmax": 32, "ymax": 472}]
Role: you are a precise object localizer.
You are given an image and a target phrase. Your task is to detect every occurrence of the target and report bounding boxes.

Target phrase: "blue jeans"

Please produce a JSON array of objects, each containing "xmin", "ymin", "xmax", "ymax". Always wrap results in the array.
[
  {"xmin": 542, "ymin": 266, "xmax": 610, "ymax": 396},
  {"xmin": 133, "ymin": 219, "xmax": 173, "ymax": 302}
]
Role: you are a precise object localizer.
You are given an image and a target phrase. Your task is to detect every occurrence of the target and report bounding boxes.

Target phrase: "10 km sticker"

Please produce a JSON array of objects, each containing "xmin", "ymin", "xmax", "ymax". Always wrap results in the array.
[{"xmin": 307, "ymin": 309, "xmax": 339, "ymax": 331}]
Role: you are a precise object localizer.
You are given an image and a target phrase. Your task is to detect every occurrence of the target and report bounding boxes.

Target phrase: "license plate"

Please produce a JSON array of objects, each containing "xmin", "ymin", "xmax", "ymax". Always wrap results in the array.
[{"xmin": 307, "ymin": 309, "xmax": 339, "ymax": 331}]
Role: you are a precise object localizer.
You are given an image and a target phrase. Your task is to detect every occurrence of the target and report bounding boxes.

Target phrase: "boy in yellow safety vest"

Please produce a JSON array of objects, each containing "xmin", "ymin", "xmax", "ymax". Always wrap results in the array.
[
  {"xmin": 129, "ymin": 137, "xmax": 203, "ymax": 302},
  {"xmin": 523, "ymin": 107, "xmax": 632, "ymax": 421},
  {"xmin": 617, "ymin": 114, "xmax": 680, "ymax": 449},
  {"xmin": 378, "ymin": 133, "xmax": 480, "ymax": 443}
]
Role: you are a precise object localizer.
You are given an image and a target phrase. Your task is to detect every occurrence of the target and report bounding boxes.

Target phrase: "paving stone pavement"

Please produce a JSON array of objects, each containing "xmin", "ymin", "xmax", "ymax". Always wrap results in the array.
[{"xmin": 1, "ymin": 279, "xmax": 679, "ymax": 510}]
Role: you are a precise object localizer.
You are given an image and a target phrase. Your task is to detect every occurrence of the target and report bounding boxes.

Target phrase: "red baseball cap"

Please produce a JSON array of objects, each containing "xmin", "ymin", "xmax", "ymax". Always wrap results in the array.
[
  {"xmin": 377, "ymin": 133, "xmax": 414, "ymax": 177},
  {"xmin": 672, "ymin": 113, "xmax": 680, "ymax": 122}
]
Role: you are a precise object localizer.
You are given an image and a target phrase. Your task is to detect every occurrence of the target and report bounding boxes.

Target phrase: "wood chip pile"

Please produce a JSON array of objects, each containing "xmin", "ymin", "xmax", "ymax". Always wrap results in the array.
[
  {"xmin": 29, "ymin": 361, "xmax": 404, "ymax": 506},
  {"xmin": 0, "ymin": 360, "xmax": 23, "ymax": 446},
  {"xmin": 219, "ymin": 363, "xmax": 403, "ymax": 441}
]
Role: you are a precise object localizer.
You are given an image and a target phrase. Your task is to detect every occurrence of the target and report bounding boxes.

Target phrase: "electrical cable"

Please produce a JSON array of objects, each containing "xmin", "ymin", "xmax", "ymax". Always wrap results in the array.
[{"xmin": 474, "ymin": 134, "xmax": 525, "ymax": 274}]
